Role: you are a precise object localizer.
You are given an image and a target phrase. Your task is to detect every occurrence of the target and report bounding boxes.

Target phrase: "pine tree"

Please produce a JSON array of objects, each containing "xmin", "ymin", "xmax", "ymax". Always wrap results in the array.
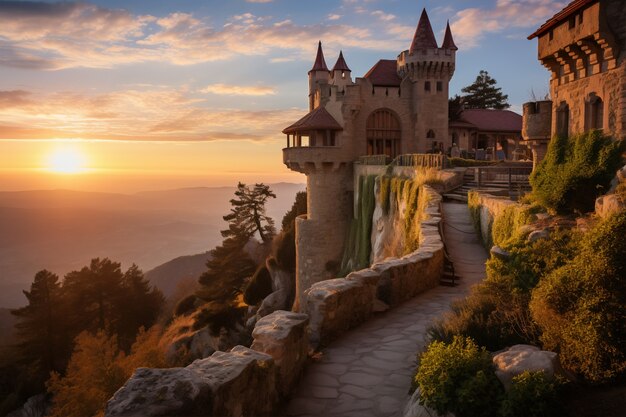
[
  {"xmin": 222, "ymin": 182, "xmax": 276, "ymax": 243},
  {"xmin": 461, "ymin": 70, "xmax": 510, "ymax": 110},
  {"xmin": 11, "ymin": 270, "xmax": 67, "ymax": 377}
]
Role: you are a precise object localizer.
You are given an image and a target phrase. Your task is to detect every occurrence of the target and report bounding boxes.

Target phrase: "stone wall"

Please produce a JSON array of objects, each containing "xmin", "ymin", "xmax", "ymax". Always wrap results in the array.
[
  {"xmin": 468, "ymin": 191, "xmax": 516, "ymax": 247},
  {"xmin": 305, "ymin": 186, "xmax": 444, "ymax": 347},
  {"xmin": 105, "ymin": 311, "xmax": 309, "ymax": 417}
]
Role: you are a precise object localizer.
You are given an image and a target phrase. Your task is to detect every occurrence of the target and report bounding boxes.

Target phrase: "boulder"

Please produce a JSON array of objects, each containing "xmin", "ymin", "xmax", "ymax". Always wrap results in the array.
[
  {"xmin": 492, "ymin": 345, "xmax": 560, "ymax": 390},
  {"xmin": 490, "ymin": 245, "xmax": 511, "ymax": 260},
  {"xmin": 251, "ymin": 311, "xmax": 309, "ymax": 397},
  {"xmin": 595, "ymin": 193, "xmax": 626, "ymax": 218},
  {"xmin": 403, "ymin": 388, "xmax": 454, "ymax": 417},
  {"xmin": 257, "ymin": 258, "xmax": 294, "ymax": 318},
  {"xmin": 105, "ymin": 346, "xmax": 278, "ymax": 417}
]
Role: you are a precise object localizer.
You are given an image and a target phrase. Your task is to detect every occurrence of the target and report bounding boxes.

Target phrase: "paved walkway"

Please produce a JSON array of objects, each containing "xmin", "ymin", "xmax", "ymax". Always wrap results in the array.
[{"xmin": 282, "ymin": 202, "xmax": 488, "ymax": 417}]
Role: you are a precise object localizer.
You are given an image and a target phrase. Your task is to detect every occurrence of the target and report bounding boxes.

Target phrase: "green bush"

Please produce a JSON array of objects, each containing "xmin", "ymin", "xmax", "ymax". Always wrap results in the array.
[
  {"xmin": 491, "ymin": 204, "xmax": 538, "ymax": 248},
  {"xmin": 530, "ymin": 212, "xmax": 626, "ymax": 383},
  {"xmin": 415, "ymin": 336, "xmax": 503, "ymax": 417},
  {"xmin": 529, "ymin": 131, "xmax": 624, "ymax": 214},
  {"xmin": 500, "ymin": 371, "xmax": 563, "ymax": 417},
  {"xmin": 243, "ymin": 264, "xmax": 273, "ymax": 306}
]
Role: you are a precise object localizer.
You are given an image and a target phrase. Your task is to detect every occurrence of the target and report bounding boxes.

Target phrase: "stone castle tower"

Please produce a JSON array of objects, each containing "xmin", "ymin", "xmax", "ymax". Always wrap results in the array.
[
  {"xmin": 282, "ymin": 9, "xmax": 457, "ymax": 311},
  {"xmin": 523, "ymin": 0, "xmax": 626, "ymax": 166}
]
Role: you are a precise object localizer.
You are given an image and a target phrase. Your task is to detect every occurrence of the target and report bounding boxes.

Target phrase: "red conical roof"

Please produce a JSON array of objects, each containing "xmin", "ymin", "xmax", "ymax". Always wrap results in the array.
[
  {"xmin": 442, "ymin": 21, "xmax": 458, "ymax": 50},
  {"xmin": 310, "ymin": 41, "xmax": 329, "ymax": 72},
  {"xmin": 409, "ymin": 8, "xmax": 438, "ymax": 54},
  {"xmin": 332, "ymin": 50, "xmax": 351, "ymax": 72}
]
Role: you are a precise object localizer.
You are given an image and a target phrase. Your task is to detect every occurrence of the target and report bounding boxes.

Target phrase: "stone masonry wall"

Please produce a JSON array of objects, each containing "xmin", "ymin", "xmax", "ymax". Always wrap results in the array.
[
  {"xmin": 469, "ymin": 191, "xmax": 516, "ymax": 247},
  {"xmin": 305, "ymin": 186, "xmax": 444, "ymax": 347}
]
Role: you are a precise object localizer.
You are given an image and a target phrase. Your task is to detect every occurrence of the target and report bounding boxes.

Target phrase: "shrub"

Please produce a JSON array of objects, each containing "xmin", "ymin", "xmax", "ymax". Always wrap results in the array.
[
  {"xmin": 500, "ymin": 371, "xmax": 563, "ymax": 417},
  {"xmin": 529, "ymin": 131, "xmax": 624, "ymax": 214},
  {"xmin": 174, "ymin": 294, "xmax": 197, "ymax": 317},
  {"xmin": 415, "ymin": 336, "xmax": 503, "ymax": 417},
  {"xmin": 530, "ymin": 212, "xmax": 626, "ymax": 383},
  {"xmin": 243, "ymin": 264, "xmax": 273, "ymax": 306},
  {"xmin": 491, "ymin": 204, "xmax": 538, "ymax": 248}
]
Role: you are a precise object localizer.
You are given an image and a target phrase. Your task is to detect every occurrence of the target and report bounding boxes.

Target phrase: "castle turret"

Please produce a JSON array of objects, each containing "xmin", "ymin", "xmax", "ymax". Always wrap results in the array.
[
  {"xmin": 522, "ymin": 100, "xmax": 553, "ymax": 169},
  {"xmin": 398, "ymin": 9, "xmax": 456, "ymax": 152},
  {"xmin": 308, "ymin": 41, "xmax": 330, "ymax": 111},
  {"xmin": 330, "ymin": 50, "xmax": 353, "ymax": 89}
]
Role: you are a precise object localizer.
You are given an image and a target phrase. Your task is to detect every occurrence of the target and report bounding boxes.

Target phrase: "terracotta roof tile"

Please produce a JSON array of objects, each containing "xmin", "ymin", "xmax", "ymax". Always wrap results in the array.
[
  {"xmin": 528, "ymin": 0, "xmax": 596, "ymax": 39},
  {"xmin": 410, "ymin": 9, "xmax": 438, "ymax": 53},
  {"xmin": 332, "ymin": 51, "xmax": 351, "ymax": 72},
  {"xmin": 458, "ymin": 109, "xmax": 522, "ymax": 133},
  {"xmin": 310, "ymin": 41, "xmax": 329, "ymax": 72},
  {"xmin": 282, "ymin": 106, "xmax": 343, "ymax": 134},
  {"xmin": 442, "ymin": 21, "xmax": 458, "ymax": 50},
  {"xmin": 363, "ymin": 59, "xmax": 401, "ymax": 87}
]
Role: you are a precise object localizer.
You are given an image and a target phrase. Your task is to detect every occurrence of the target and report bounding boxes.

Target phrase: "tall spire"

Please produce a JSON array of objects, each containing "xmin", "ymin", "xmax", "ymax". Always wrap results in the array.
[
  {"xmin": 310, "ymin": 41, "xmax": 329, "ymax": 72},
  {"xmin": 409, "ymin": 8, "xmax": 438, "ymax": 54},
  {"xmin": 332, "ymin": 50, "xmax": 351, "ymax": 72},
  {"xmin": 442, "ymin": 21, "xmax": 458, "ymax": 50}
]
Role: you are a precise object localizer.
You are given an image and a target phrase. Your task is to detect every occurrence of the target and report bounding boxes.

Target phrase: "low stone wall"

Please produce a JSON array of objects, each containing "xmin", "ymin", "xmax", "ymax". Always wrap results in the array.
[
  {"xmin": 468, "ymin": 191, "xmax": 516, "ymax": 246},
  {"xmin": 305, "ymin": 186, "xmax": 444, "ymax": 347},
  {"xmin": 105, "ymin": 311, "xmax": 309, "ymax": 417}
]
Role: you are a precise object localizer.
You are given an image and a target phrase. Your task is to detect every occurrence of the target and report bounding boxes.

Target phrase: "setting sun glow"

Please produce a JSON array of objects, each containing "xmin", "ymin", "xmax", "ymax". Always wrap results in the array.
[{"xmin": 47, "ymin": 147, "xmax": 87, "ymax": 174}]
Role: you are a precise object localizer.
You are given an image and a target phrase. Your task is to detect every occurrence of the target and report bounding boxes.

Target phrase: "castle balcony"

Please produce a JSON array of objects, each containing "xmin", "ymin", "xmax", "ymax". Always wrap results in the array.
[
  {"xmin": 522, "ymin": 100, "xmax": 553, "ymax": 141},
  {"xmin": 282, "ymin": 145, "xmax": 348, "ymax": 174}
]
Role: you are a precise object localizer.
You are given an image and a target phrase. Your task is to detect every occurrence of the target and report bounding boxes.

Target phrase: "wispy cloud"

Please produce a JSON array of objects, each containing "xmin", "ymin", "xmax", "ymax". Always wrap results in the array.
[
  {"xmin": 450, "ymin": 0, "xmax": 566, "ymax": 48},
  {"xmin": 0, "ymin": 88, "xmax": 303, "ymax": 142},
  {"xmin": 200, "ymin": 84, "xmax": 276, "ymax": 96},
  {"xmin": 0, "ymin": 1, "xmax": 410, "ymax": 70}
]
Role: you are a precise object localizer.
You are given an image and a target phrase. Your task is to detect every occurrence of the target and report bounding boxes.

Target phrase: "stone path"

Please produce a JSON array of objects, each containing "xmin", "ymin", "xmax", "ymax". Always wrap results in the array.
[{"xmin": 281, "ymin": 202, "xmax": 488, "ymax": 417}]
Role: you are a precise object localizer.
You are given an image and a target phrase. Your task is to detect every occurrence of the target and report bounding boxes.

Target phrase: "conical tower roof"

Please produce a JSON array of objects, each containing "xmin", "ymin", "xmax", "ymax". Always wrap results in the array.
[
  {"xmin": 332, "ymin": 50, "xmax": 351, "ymax": 72},
  {"xmin": 409, "ymin": 8, "xmax": 438, "ymax": 54},
  {"xmin": 310, "ymin": 41, "xmax": 329, "ymax": 72},
  {"xmin": 442, "ymin": 21, "xmax": 458, "ymax": 50}
]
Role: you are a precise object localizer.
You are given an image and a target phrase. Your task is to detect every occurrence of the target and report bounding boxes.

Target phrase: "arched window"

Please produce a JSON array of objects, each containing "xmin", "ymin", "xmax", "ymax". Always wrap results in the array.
[
  {"xmin": 556, "ymin": 101, "xmax": 569, "ymax": 138},
  {"xmin": 585, "ymin": 93, "xmax": 603, "ymax": 131},
  {"xmin": 366, "ymin": 109, "xmax": 401, "ymax": 157},
  {"xmin": 426, "ymin": 129, "xmax": 436, "ymax": 139}
]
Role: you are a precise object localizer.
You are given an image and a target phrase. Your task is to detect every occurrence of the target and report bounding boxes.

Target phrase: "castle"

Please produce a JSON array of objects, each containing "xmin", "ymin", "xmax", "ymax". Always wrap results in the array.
[
  {"xmin": 523, "ymin": 0, "xmax": 626, "ymax": 165},
  {"xmin": 282, "ymin": 9, "xmax": 457, "ymax": 310}
]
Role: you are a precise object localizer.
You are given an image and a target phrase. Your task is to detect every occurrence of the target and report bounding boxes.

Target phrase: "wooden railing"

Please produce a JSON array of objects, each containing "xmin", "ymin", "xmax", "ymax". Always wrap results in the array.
[
  {"xmin": 472, "ymin": 166, "xmax": 533, "ymax": 191},
  {"xmin": 358, "ymin": 153, "xmax": 447, "ymax": 169}
]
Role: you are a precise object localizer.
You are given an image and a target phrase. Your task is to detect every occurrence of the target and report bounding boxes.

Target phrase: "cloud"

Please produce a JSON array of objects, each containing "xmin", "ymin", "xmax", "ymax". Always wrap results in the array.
[
  {"xmin": 450, "ymin": 0, "xmax": 567, "ymax": 48},
  {"xmin": 371, "ymin": 10, "xmax": 395, "ymax": 21},
  {"xmin": 200, "ymin": 84, "xmax": 276, "ymax": 96},
  {"xmin": 0, "ymin": 1, "xmax": 410, "ymax": 69},
  {"xmin": 328, "ymin": 14, "xmax": 342, "ymax": 21},
  {"xmin": 246, "ymin": 0, "xmax": 273, "ymax": 3},
  {"xmin": 0, "ymin": 88, "xmax": 304, "ymax": 142}
]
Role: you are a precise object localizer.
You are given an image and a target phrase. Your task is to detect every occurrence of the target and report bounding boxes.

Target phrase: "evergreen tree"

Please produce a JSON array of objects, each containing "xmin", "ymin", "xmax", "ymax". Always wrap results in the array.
[
  {"xmin": 449, "ymin": 95, "xmax": 463, "ymax": 121},
  {"xmin": 11, "ymin": 270, "xmax": 67, "ymax": 377},
  {"xmin": 222, "ymin": 182, "xmax": 276, "ymax": 243},
  {"xmin": 461, "ymin": 70, "xmax": 510, "ymax": 110}
]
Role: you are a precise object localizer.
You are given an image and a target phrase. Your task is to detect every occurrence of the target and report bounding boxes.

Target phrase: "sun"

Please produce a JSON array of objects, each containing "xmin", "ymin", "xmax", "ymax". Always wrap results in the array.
[{"xmin": 47, "ymin": 147, "xmax": 87, "ymax": 174}]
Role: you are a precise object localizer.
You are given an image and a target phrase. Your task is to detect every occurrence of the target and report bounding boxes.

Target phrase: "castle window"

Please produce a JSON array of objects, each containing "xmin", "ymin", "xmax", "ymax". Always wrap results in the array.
[
  {"xmin": 556, "ymin": 102, "xmax": 569, "ymax": 138},
  {"xmin": 424, "ymin": 81, "xmax": 431, "ymax": 92},
  {"xmin": 549, "ymin": 30, "xmax": 554, "ymax": 41},
  {"xmin": 578, "ymin": 12, "xmax": 583, "ymax": 25},
  {"xmin": 585, "ymin": 93, "xmax": 604, "ymax": 131},
  {"xmin": 366, "ymin": 109, "xmax": 401, "ymax": 158},
  {"xmin": 568, "ymin": 16, "xmax": 576, "ymax": 29},
  {"xmin": 426, "ymin": 130, "xmax": 436, "ymax": 139},
  {"xmin": 436, "ymin": 81, "xmax": 443, "ymax": 92}
]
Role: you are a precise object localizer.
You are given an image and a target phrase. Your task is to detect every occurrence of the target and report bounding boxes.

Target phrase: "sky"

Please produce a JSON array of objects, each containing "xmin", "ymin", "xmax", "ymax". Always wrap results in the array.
[{"xmin": 0, "ymin": 0, "xmax": 567, "ymax": 192}]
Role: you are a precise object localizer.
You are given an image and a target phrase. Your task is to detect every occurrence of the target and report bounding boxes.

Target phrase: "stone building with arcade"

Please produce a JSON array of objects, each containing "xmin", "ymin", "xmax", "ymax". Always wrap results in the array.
[
  {"xmin": 523, "ymin": 0, "xmax": 626, "ymax": 165},
  {"xmin": 281, "ymin": 9, "xmax": 457, "ymax": 310}
]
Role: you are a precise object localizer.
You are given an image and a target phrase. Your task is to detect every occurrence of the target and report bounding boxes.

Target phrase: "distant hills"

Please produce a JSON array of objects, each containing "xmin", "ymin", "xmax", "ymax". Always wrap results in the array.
[
  {"xmin": 0, "ymin": 182, "xmax": 304, "ymax": 308},
  {"xmin": 144, "ymin": 252, "xmax": 210, "ymax": 298}
]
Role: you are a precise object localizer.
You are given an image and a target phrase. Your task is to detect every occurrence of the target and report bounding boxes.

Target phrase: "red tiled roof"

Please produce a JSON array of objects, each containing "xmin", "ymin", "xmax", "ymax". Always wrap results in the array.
[
  {"xmin": 363, "ymin": 59, "xmax": 401, "ymax": 87},
  {"xmin": 410, "ymin": 9, "xmax": 438, "ymax": 53},
  {"xmin": 457, "ymin": 109, "xmax": 522, "ymax": 133},
  {"xmin": 449, "ymin": 120, "xmax": 477, "ymax": 129},
  {"xmin": 310, "ymin": 41, "xmax": 329, "ymax": 72},
  {"xmin": 442, "ymin": 21, "xmax": 458, "ymax": 50},
  {"xmin": 528, "ymin": 0, "xmax": 597, "ymax": 39},
  {"xmin": 282, "ymin": 106, "xmax": 343, "ymax": 134},
  {"xmin": 332, "ymin": 50, "xmax": 351, "ymax": 72}
]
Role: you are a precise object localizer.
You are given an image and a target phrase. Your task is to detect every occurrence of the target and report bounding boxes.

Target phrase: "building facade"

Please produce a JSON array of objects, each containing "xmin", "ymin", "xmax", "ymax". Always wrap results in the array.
[
  {"xmin": 282, "ymin": 9, "xmax": 457, "ymax": 311},
  {"xmin": 523, "ymin": 0, "xmax": 626, "ymax": 165}
]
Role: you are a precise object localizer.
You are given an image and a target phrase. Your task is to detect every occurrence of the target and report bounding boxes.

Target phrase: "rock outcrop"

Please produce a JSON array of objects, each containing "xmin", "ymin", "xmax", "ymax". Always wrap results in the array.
[
  {"xmin": 105, "ymin": 346, "xmax": 278, "ymax": 417},
  {"xmin": 492, "ymin": 344, "xmax": 560, "ymax": 390},
  {"xmin": 595, "ymin": 193, "xmax": 626, "ymax": 218}
]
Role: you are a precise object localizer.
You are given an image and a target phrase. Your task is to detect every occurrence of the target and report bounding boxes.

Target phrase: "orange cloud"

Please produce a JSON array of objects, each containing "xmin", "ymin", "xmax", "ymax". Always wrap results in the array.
[{"xmin": 199, "ymin": 84, "xmax": 276, "ymax": 96}]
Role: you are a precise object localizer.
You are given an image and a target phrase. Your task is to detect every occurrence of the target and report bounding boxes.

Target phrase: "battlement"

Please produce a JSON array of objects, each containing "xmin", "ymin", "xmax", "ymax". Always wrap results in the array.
[
  {"xmin": 397, "ymin": 49, "xmax": 456, "ymax": 79},
  {"xmin": 522, "ymin": 100, "xmax": 553, "ymax": 141}
]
